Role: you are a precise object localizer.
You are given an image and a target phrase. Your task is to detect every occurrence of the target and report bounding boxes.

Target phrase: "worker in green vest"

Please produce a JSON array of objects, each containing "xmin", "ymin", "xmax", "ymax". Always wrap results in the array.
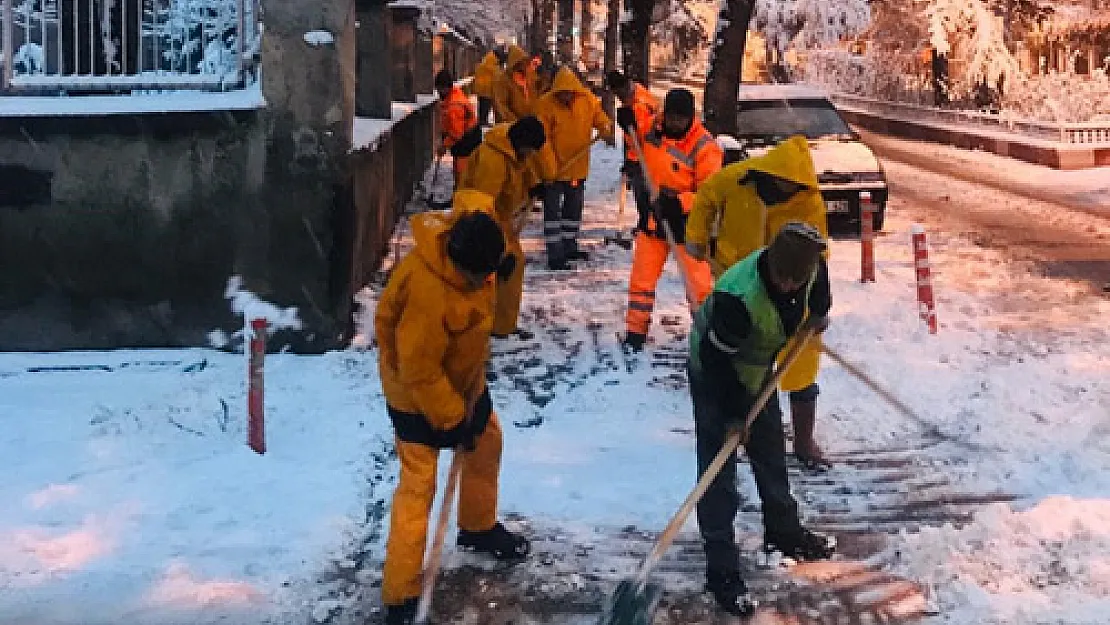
[{"xmin": 686, "ymin": 222, "xmax": 835, "ymax": 617}]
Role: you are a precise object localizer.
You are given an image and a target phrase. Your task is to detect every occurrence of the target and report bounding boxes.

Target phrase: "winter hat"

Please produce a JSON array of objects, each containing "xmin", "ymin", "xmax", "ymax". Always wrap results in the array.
[
  {"xmin": 766, "ymin": 222, "xmax": 826, "ymax": 284},
  {"xmin": 447, "ymin": 212, "xmax": 506, "ymax": 276},
  {"xmin": 435, "ymin": 69, "xmax": 455, "ymax": 90},
  {"xmin": 664, "ymin": 88, "xmax": 696, "ymax": 118},
  {"xmin": 508, "ymin": 116, "xmax": 547, "ymax": 153}
]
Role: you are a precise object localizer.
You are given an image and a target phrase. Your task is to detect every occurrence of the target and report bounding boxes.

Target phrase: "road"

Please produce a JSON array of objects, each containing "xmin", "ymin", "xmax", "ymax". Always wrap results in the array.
[{"xmin": 867, "ymin": 140, "xmax": 1110, "ymax": 292}]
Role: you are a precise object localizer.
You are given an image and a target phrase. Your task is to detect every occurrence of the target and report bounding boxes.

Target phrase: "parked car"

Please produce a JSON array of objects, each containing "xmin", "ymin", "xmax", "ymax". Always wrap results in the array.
[{"xmin": 732, "ymin": 83, "xmax": 889, "ymax": 231}]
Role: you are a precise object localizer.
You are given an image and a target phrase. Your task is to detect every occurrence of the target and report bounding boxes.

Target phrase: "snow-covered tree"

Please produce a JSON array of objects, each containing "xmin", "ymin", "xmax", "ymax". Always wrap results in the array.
[
  {"xmin": 752, "ymin": 0, "xmax": 871, "ymax": 79},
  {"xmin": 924, "ymin": 0, "xmax": 1024, "ymax": 91}
]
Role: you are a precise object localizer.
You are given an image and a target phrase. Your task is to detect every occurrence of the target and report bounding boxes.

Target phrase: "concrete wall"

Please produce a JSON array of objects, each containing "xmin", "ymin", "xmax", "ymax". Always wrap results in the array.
[
  {"xmin": 0, "ymin": 0, "xmax": 480, "ymax": 353},
  {"xmin": 0, "ymin": 0, "xmax": 359, "ymax": 352},
  {"xmin": 0, "ymin": 112, "xmax": 266, "ymax": 350}
]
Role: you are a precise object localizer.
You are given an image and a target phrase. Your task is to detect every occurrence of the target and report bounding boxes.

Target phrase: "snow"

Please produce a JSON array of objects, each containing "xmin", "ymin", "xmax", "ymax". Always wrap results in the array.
[
  {"xmin": 739, "ymin": 82, "xmax": 830, "ymax": 101},
  {"xmin": 303, "ymin": 30, "xmax": 336, "ymax": 47},
  {"xmin": 0, "ymin": 83, "xmax": 266, "ymax": 117},
  {"xmin": 4, "ymin": 140, "xmax": 1110, "ymax": 623},
  {"xmin": 352, "ymin": 95, "xmax": 439, "ymax": 152}
]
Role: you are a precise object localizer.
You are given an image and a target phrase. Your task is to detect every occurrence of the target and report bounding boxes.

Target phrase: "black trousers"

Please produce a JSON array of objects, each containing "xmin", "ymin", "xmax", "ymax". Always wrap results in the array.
[
  {"xmin": 624, "ymin": 161, "xmax": 652, "ymax": 231},
  {"xmin": 543, "ymin": 180, "xmax": 586, "ymax": 264},
  {"xmin": 477, "ymin": 97, "xmax": 494, "ymax": 126},
  {"xmin": 689, "ymin": 362, "xmax": 803, "ymax": 575}
]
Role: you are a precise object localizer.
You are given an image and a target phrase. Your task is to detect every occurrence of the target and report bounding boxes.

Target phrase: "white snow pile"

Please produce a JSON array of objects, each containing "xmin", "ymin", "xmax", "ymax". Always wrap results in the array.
[
  {"xmin": 303, "ymin": 30, "xmax": 336, "ymax": 47},
  {"xmin": 888, "ymin": 498, "xmax": 1110, "ymax": 624},
  {"xmin": 208, "ymin": 276, "xmax": 302, "ymax": 349}
]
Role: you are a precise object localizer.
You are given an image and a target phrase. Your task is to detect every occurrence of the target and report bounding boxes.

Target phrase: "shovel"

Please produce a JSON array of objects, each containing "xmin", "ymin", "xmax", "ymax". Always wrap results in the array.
[
  {"xmin": 597, "ymin": 326, "xmax": 819, "ymax": 625},
  {"xmin": 414, "ymin": 373, "xmax": 487, "ymax": 624},
  {"xmin": 424, "ymin": 152, "xmax": 453, "ymax": 210},
  {"xmin": 603, "ymin": 173, "xmax": 633, "ymax": 250}
]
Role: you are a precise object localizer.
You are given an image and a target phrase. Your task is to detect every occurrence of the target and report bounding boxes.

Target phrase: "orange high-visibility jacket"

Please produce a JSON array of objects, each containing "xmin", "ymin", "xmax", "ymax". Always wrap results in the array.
[
  {"xmin": 639, "ymin": 116, "xmax": 723, "ymax": 215},
  {"xmin": 624, "ymin": 83, "xmax": 660, "ymax": 163},
  {"xmin": 439, "ymin": 85, "xmax": 478, "ymax": 151}
]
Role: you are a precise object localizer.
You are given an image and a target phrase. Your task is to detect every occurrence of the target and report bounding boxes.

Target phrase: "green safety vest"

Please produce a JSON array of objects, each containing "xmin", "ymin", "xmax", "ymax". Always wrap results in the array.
[{"xmin": 690, "ymin": 249, "xmax": 813, "ymax": 391}]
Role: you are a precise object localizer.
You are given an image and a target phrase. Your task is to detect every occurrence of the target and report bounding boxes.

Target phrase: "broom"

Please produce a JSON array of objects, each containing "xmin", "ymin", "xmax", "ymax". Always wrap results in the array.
[{"xmin": 597, "ymin": 327, "xmax": 819, "ymax": 625}]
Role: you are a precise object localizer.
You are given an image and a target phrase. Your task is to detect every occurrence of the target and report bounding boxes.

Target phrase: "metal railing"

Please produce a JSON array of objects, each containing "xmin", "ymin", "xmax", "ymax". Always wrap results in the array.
[
  {"xmin": 1, "ymin": 0, "xmax": 260, "ymax": 94},
  {"xmin": 831, "ymin": 92, "xmax": 1110, "ymax": 147}
]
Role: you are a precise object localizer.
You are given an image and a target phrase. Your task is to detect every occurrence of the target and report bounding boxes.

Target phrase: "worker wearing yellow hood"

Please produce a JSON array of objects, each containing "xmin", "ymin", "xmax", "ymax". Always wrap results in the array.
[
  {"xmin": 375, "ymin": 192, "xmax": 530, "ymax": 625},
  {"xmin": 533, "ymin": 67, "xmax": 615, "ymax": 269},
  {"xmin": 686, "ymin": 136, "xmax": 833, "ymax": 470},
  {"xmin": 492, "ymin": 45, "xmax": 536, "ymax": 123}
]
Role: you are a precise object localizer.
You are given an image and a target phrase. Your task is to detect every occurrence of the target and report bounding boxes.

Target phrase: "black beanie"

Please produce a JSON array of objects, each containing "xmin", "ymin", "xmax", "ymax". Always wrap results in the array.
[
  {"xmin": 664, "ymin": 88, "xmax": 696, "ymax": 118},
  {"xmin": 447, "ymin": 212, "xmax": 506, "ymax": 275},
  {"xmin": 435, "ymin": 69, "xmax": 454, "ymax": 90},
  {"xmin": 508, "ymin": 116, "xmax": 546, "ymax": 153}
]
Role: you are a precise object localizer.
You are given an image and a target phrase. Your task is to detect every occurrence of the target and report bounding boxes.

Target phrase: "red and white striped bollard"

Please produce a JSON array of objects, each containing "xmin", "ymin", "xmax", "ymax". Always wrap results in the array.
[
  {"xmin": 860, "ymin": 192, "xmax": 876, "ymax": 283},
  {"xmin": 911, "ymin": 225, "xmax": 938, "ymax": 334},
  {"xmin": 248, "ymin": 318, "xmax": 267, "ymax": 454}
]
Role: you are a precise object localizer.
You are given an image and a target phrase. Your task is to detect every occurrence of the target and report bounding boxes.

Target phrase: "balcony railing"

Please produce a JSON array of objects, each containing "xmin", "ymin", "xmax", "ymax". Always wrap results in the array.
[{"xmin": 1, "ymin": 0, "xmax": 260, "ymax": 94}]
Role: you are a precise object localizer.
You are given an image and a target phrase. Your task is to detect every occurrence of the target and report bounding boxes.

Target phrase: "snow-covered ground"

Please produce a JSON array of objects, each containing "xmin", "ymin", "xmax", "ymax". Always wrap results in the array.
[{"xmin": 3, "ymin": 143, "xmax": 1109, "ymax": 624}]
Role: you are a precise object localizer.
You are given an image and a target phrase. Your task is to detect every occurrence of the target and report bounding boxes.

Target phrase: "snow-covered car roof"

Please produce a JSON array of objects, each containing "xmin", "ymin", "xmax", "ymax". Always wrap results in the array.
[{"xmin": 738, "ymin": 83, "xmax": 831, "ymax": 102}]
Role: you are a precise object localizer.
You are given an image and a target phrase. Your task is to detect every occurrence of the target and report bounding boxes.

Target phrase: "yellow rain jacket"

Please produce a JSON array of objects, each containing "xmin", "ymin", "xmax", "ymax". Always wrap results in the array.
[
  {"xmin": 473, "ymin": 51, "xmax": 500, "ymax": 98},
  {"xmin": 492, "ymin": 45, "xmax": 535, "ymax": 123},
  {"xmin": 376, "ymin": 194, "xmax": 505, "ymax": 607},
  {"xmin": 376, "ymin": 198, "xmax": 496, "ymax": 430},
  {"xmin": 457, "ymin": 123, "xmax": 542, "ymax": 335},
  {"xmin": 533, "ymin": 68, "xmax": 614, "ymax": 182},
  {"xmin": 686, "ymin": 135, "xmax": 829, "ymax": 393},
  {"xmin": 687, "ymin": 136, "xmax": 828, "ymax": 276}
]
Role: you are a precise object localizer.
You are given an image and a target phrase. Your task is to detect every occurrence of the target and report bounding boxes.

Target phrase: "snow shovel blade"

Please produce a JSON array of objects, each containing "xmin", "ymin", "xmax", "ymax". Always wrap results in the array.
[
  {"xmin": 597, "ymin": 579, "xmax": 663, "ymax": 625},
  {"xmin": 603, "ymin": 231, "xmax": 633, "ymax": 250},
  {"xmin": 426, "ymin": 197, "xmax": 453, "ymax": 210}
]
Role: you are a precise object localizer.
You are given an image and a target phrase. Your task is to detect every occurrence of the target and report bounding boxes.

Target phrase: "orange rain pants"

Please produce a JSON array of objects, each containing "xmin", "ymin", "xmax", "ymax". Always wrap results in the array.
[{"xmin": 625, "ymin": 232, "xmax": 714, "ymax": 335}]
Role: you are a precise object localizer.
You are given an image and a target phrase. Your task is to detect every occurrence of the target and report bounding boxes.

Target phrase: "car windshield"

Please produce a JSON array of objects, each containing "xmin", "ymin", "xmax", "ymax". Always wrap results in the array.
[{"xmin": 736, "ymin": 98, "xmax": 853, "ymax": 140}]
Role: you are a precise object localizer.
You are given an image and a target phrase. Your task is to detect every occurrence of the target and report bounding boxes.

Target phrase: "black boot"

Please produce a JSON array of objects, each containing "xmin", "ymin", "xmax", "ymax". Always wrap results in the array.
[
  {"xmin": 567, "ymin": 249, "xmax": 590, "ymax": 261},
  {"xmin": 764, "ymin": 527, "xmax": 835, "ymax": 561},
  {"xmin": 706, "ymin": 570, "xmax": 756, "ymax": 617},
  {"xmin": 457, "ymin": 522, "xmax": 531, "ymax": 561},
  {"xmin": 384, "ymin": 598, "xmax": 418, "ymax": 625},
  {"xmin": 622, "ymin": 332, "xmax": 646, "ymax": 353}
]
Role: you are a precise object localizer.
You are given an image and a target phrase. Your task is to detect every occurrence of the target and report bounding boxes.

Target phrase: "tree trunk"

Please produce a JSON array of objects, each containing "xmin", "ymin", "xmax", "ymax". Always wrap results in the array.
[
  {"xmin": 603, "ymin": 0, "xmax": 620, "ymax": 115},
  {"xmin": 703, "ymin": 0, "xmax": 754, "ymax": 136},
  {"xmin": 533, "ymin": 0, "xmax": 556, "ymax": 55},
  {"xmin": 621, "ymin": 0, "xmax": 653, "ymax": 86},
  {"xmin": 558, "ymin": 0, "xmax": 575, "ymax": 65},
  {"xmin": 581, "ymin": 0, "xmax": 594, "ymax": 71}
]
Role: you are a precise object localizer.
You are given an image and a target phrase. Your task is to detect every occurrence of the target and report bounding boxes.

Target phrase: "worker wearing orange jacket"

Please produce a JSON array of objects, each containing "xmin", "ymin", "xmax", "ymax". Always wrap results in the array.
[
  {"xmin": 376, "ymin": 194, "xmax": 530, "ymax": 625},
  {"xmin": 606, "ymin": 70, "xmax": 660, "ymax": 230},
  {"xmin": 435, "ymin": 69, "xmax": 479, "ymax": 186},
  {"xmin": 621, "ymin": 89, "xmax": 723, "ymax": 353}
]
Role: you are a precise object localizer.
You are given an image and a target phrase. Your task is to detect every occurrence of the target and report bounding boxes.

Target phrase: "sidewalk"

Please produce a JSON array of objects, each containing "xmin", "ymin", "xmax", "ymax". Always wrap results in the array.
[{"xmin": 858, "ymin": 128, "xmax": 1110, "ymax": 217}]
